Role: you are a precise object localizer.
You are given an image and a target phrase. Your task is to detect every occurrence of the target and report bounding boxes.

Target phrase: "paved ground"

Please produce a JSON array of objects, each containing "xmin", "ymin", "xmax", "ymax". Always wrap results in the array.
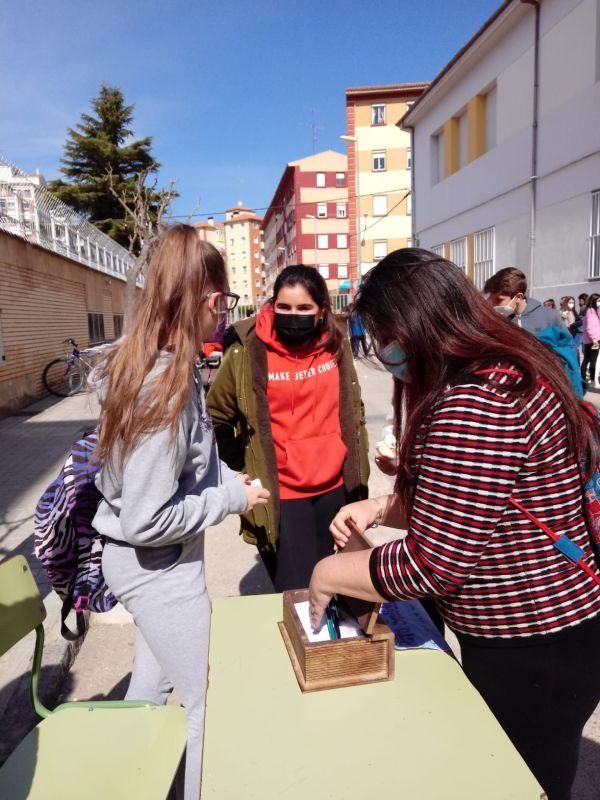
[
  {"xmin": 1, "ymin": 361, "xmax": 599, "ymax": 796},
  {"xmin": 0, "ymin": 391, "xmax": 99, "ymax": 762}
]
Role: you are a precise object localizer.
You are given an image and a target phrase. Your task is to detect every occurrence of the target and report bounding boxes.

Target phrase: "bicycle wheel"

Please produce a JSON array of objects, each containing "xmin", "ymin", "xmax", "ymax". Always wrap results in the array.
[{"xmin": 42, "ymin": 358, "xmax": 85, "ymax": 397}]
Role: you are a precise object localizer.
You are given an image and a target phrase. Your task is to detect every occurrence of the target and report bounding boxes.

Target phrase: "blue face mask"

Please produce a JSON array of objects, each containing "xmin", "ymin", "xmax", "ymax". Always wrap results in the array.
[{"xmin": 379, "ymin": 342, "xmax": 408, "ymax": 380}]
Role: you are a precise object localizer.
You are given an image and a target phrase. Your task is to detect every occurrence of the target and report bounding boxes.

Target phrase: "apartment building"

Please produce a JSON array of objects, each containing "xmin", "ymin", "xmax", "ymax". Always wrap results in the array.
[
  {"xmin": 262, "ymin": 150, "xmax": 350, "ymax": 306},
  {"xmin": 344, "ymin": 82, "xmax": 428, "ymax": 285},
  {"xmin": 194, "ymin": 216, "xmax": 226, "ymax": 254},
  {"xmin": 403, "ymin": 0, "xmax": 600, "ymax": 300},
  {"xmin": 223, "ymin": 205, "xmax": 265, "ymax": 308}
]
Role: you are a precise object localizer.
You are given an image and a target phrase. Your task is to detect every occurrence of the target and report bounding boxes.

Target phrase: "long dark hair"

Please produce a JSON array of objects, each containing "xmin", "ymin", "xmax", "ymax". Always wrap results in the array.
[
  {"xmin": 585, "ymin": 293, "xmax": 600, "ymax": 312},
  {"xmin": 273, "ymin": 264, "xmax": 344, "ymax": 360},
  {"xmin": 356, "ymin": 248, "xmax": 599, "ymax": 505}
]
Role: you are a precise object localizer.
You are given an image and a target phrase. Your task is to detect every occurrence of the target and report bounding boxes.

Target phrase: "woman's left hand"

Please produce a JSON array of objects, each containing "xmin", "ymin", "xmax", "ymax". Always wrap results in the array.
[{"xmin": 309, "ymin": 560, "xmax": 333, "ymax": 631}]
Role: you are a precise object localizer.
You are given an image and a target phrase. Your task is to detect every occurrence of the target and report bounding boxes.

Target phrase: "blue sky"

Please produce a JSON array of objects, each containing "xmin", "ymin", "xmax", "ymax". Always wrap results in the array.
[{"xmin": 1, "ymin": 0, "xmax": 500, "ymax": 221}]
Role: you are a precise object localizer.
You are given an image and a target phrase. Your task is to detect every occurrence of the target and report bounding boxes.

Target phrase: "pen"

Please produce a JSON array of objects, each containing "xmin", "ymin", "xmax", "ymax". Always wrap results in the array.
[
  {"xmin": 325, "ymin": 602, "xmax": 338, "ymax": 640},
  {"xmin": 330, "ymin": 599, "xmax": 342, "ymax": 639}
]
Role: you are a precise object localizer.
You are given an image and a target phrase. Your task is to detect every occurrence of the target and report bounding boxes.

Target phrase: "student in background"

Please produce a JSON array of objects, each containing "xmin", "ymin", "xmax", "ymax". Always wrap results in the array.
[
  {"xmin": 571, "ymin": 292, "xmax": 590, "ymax": 355},
  {"xmin": 544, "ymin": 298, "xmax": 556, "ymax": 309},
  {"xmin": 348, "ymin": 302, "xmax": 370, "ymax": 358},
  {"xmin": 310, "ymin": 248, "xmax": 600, "ymax": 800},
  {"xmin": 91, "ymin": 226, "xmax": 269, "ymax": 800},
  {"xmin": 484, "ymin": 267, "xmax": 582, "ymax": 398},
  {"xmin": 581, "ymin": 292, "xmax": 600, "ymax": 387},
  {"xmin": 208, "ymin": 265, "xmax": 369, "ymax": 591},
  {"xmin": 559, "ymin": 296, "xmax": 577, "ymax": 330}
]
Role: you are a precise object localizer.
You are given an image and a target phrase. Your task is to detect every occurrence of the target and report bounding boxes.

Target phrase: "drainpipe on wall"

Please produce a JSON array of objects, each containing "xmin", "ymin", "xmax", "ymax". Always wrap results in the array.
[
  {"xmin": 522, "ymin": 0, "xmax": 541, "ymax": 291},
  {"xmin": 404, "ymin": 124, "xmax": 417, "ymax": 246}
]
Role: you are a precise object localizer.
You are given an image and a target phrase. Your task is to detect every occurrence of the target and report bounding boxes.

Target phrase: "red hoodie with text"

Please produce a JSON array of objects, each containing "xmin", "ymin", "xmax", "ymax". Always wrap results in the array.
[{"xmin": 255, "ymin": 304, "xmax": 347, "ymax": 500}]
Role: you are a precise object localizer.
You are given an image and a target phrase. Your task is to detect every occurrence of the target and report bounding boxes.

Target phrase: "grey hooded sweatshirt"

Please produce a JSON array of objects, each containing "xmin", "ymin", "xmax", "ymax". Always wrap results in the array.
[
  {"xmin": 514, "ymin": 297, "xmax": 563, "ymax": 335},
  {"xmin": 92, "ymin": 355, "xmax": 247, "ymax": 547}
]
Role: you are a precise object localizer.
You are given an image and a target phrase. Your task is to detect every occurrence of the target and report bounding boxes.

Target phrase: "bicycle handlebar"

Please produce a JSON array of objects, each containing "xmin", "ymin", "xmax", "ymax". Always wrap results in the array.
[{"xmin": 62, "ymin": 338, "xmax": 79, "ymax": 348}]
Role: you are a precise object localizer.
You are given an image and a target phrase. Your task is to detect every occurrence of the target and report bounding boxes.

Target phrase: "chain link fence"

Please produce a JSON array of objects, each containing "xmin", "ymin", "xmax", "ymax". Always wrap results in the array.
[{"xmin": 0, "ymin": 157, "xmax": 135, "ymax": 281}]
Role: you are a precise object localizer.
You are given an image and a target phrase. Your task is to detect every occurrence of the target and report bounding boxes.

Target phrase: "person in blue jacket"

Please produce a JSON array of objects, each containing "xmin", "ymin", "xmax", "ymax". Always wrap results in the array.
[
  {"xmin": 484, "ymin": 267, "xmax": 583, "ymax": 398},
  {"xmin": 347, "ymin": 303, "xmax": 369, "ymax": 358}
]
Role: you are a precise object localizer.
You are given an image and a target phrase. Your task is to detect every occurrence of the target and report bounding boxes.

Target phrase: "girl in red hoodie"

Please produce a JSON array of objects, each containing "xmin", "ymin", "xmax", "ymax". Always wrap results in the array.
[{"xmin": 208, "ymin": 265, "xmax": 369, "ymax": 590}]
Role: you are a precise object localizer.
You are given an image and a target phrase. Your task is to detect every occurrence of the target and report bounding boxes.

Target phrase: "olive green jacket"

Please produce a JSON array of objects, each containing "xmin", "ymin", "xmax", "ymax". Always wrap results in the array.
[{"xmin": 206, "ymin": 317, "xmax": 370, "ymax": 551}]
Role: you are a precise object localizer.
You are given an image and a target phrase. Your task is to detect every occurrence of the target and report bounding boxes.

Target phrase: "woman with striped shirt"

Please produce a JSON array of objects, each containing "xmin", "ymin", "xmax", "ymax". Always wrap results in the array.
[{"xmin": 308, "ymin": 249, "xmax": 600, "ymax": 800}]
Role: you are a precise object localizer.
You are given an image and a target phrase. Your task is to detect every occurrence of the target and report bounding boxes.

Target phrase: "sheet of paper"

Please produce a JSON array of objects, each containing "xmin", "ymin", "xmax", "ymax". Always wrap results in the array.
[
  {"xmin": 380, "ymin": 600, "xmax": 451, "ymax": 652},
  {"xmin": 294, "ymin": 601, "xmax": 363, "ymax": 643}
]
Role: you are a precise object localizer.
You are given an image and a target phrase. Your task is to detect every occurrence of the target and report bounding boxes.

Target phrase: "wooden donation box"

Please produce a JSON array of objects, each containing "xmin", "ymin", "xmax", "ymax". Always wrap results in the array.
[{"xmin": 278, "ymin": 530, "xmax": 395, "ymax": 692}]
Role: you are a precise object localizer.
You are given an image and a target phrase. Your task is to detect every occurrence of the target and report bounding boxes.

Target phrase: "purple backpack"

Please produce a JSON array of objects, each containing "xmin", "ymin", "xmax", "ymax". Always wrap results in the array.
[{"xmin": 34, "ymin": 431, "xmax": 116, "ymax": 639}]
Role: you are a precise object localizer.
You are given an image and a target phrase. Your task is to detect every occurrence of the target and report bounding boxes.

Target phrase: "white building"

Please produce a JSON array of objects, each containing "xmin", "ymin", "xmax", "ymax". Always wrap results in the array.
[{"xmin": 403, "ymin": 0, "xmax": 600, "ymax": 301}]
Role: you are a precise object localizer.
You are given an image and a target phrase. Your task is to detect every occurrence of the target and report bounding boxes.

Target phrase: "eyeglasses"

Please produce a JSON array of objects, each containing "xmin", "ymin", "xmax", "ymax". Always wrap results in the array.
[{"xmin": 203, "ymin": 291, "xmax": 240, "ymax": 312}]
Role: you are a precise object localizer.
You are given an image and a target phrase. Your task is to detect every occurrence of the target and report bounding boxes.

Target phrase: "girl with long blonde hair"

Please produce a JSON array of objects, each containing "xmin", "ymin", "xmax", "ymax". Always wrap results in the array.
[{"xmin": 92, "ymin": 225, "xmax": 269, "ymax": 800}]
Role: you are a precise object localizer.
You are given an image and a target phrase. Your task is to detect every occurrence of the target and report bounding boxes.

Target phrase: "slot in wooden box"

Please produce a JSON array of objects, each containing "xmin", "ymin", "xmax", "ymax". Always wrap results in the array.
[{"xmin": 278, "ymin": 530, "xmax": 395, "ymax": 692}]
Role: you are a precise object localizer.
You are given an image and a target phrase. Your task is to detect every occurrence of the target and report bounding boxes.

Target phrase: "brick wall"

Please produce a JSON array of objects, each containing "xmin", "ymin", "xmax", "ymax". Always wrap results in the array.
[{"xmin": 0, "ymin": 231, "xmax": 128, "ymax": 415}]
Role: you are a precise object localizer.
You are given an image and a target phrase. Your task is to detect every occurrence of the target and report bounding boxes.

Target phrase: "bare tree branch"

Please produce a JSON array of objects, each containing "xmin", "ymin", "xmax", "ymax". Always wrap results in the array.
[{"xmin": 107, "ymin": 166, "xmax": 177, "ymax": 330}]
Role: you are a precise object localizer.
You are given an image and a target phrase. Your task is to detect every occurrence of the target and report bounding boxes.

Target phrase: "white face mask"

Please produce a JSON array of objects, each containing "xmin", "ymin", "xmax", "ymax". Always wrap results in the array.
[
  {"xmin": 494, "ymin": 304, "xmax": 515, "ymax": 318},
  {"xmin": 568, "ymin": 302, "xmax": 575, "ymax": 309}
]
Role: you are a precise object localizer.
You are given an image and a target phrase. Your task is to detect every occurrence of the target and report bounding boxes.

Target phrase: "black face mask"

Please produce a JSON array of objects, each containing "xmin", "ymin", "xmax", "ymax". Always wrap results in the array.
[{"xmin": 274, "ymin": 313, "xmax": 319, "ymax": 346}]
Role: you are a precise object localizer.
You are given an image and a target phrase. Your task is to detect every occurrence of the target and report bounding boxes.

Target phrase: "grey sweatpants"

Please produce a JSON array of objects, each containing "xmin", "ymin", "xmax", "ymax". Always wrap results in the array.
[{"xmin": 102, "ymin": 537, "xmax": 210, "ymax": 800}]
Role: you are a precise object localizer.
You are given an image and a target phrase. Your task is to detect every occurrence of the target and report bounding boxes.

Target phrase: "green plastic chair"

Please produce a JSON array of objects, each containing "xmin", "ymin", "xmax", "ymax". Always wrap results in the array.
[{"xmin": 0, "ymin": 556, "xmax": 187, "ymax": 799}]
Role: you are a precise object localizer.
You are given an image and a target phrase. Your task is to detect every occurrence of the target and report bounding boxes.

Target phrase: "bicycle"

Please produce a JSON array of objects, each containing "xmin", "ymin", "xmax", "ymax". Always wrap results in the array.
[
  {"xmin": 42, "ymin": 339, "xmax": 95, "ymax": 398},
  {"xmin": 198, "ymin": 346, "xmax": 222, "ymax": 392}
]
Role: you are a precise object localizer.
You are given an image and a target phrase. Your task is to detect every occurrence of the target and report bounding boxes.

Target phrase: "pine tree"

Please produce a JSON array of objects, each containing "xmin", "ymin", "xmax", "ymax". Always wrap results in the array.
[{"xmin": 49, "ymin": 84, "xmax": 160, "ymax": 247}]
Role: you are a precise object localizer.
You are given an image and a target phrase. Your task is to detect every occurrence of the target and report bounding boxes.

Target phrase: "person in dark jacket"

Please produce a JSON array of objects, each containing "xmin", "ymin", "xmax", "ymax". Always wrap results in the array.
[
  {"xmin": 570, "ymin": 293, "xmax": 589, "ymax": 354},
  {"xmin": 207, "ymin": 265, "xmax": 370, "ymax": 591},
  {"xmin": 484, "ymin": 267, "xmax": 583, "ymax": 398},
  {"xmin": 347, "ymin": 303, "xmax": 369, "ymax": 358}
]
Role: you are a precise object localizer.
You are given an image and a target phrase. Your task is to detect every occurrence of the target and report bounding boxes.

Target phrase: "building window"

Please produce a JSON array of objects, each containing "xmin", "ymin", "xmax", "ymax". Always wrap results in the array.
[
  {"xmin": 431, "ymin": 245, "xmax": 444, "ymax": 256},
  {"xmin": 317, "ymin": 203, "xmax": 328, "ymax": 218},
  {"xmin": 318, "ymin": 264, "xmax": 330, "ymax": 279},
  {"xmin": 336, "ymin": 203, "xmax": 347, "ymax": 218},
  {"xmin": 590, "ymin": 190, "xmax": 600, "ymax": 279},
  {"xmin": 432, "ymin": 131, "xmax": 444, "ymax": 184},
  {"xmin": 229, "ymin": 238, "xmax": 234, "ymax": 246},
  {"xmin": 373, "ymin": 240, "xmax": 387, "ymax": 261},
  {"xmin": 407, "ymin": 148, "xmax": 412, "ymax": 170},
  {"xmin": 406, "ymin": 193, "xmax": 412, "ymax": 215},
  {"xmin": 372, "ymin": 104, "xmax": 385, "ymax": 125},
  {"xmin": 335, "ymin": 172, "xmax": 345, "ymax": 187},
  {"xmin": 474, "ymin": 227, "xmax": 495, "ymax": 289},
  {"xmin": 485, "ymin": 84, "xmax": 497, "ymax": 151},
  {"xmin": 317, "ymin": 234, "xmax": 328, "ymax": 249},
  {"xmin": 87, "ymin": 312, "xmax": 105, "ymax": 345},
  {"xmin": 316, "ymin": 172, "xmax": 326, "ymax": 187},
  {"xmin": 336, "ymin": 234, "xmax": 348, "ymax": 249},
  {"xmin": 373, "ymin": 195, "xmax": 387, "ymax": 216},
  {"xmin": 113, "ymin": 314, "xmax": 124, "ymax": 339},
  {"xmin": 372, "ymin": 151, "xmax": 386, "ymax": 172},
  {"xmin": 458, "ymin": 110, "xmax": 468, "ymax": 169},
  {"xmin": 338, "ymin": 263, "xmax": 348, "ymax": 278},
  {"xmin": 450, "ymin": 237, "xmax": 467, "ymax": 272}
]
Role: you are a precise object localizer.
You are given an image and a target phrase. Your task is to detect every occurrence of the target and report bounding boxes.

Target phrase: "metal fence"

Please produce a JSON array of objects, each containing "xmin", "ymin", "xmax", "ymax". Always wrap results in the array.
[{"xmin": 0, "ymin": 157, "xmax": 135, "ymax": 281}]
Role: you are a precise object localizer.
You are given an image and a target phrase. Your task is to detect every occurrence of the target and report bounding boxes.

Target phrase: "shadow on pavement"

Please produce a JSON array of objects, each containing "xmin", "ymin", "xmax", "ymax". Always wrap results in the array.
[
  {"xmin": 0, "ymin": 416, "xmax": 98, "ymax": 599},
  {"xmin": 238, "ymin": 557, "xmax": 274, "ymax": 596},
  {"xmin": 0, "ymin": 666, "xmax": 74, "ymax": 766},
  {"xmin": 572, "ymin": 736, "xmax": 600, "ymax": 800}
]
